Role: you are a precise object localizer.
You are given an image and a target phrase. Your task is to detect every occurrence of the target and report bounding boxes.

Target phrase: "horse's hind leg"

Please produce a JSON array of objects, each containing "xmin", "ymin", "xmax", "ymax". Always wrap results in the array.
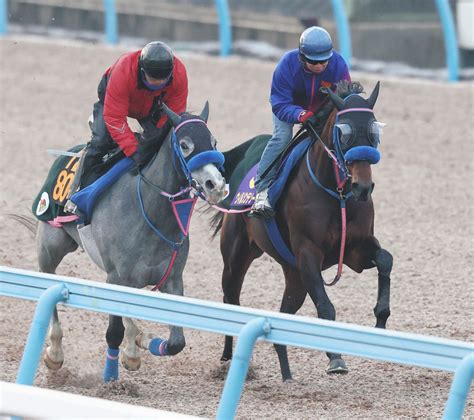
[
  {"xmin": 36, "ymin": 222, "xmax": 78, "ymax": 370},
  {"xmin": 121, "ymin": 318, "xmax": 142, "ymax": 371},
  {"xmin": 37, "ymin": 222, "xmax": 79, "ymax": 272},
  {"xmin": 220, "ymin": 215, "xmax": 263, "ymax": 361},
  {"xmin": 274, "ymin": 266, "xmax": 307, "ymax": 381},
  {"xmin": 43, "ymin": 308, "xmax": 65, "ymax": 370}
]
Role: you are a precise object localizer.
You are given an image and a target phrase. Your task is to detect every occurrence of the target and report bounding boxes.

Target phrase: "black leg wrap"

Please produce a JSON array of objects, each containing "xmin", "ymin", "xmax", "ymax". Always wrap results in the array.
[
  {"xmin": 375, "ymin": 248, "xmax": 393, "ymax": 276},
  {"xmin": 106, "ymin": 316, "xmax": 125, "ymax": 349}
]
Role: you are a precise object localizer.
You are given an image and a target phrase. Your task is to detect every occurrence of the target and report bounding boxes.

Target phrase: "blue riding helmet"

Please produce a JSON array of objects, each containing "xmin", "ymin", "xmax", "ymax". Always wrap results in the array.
[{"xmin": 299, "ymin": 26, "xmax": 334, "ymax": 62}]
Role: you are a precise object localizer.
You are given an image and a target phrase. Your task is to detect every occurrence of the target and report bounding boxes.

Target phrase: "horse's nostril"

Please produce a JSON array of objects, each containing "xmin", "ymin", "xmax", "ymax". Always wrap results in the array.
[
  {"xmin": 371, "ymin": 183, "xmax": 375, "ymax": 193},
  {"xmin": 205, "ymin": 180, "xmax": 215, "ymax": 191}
]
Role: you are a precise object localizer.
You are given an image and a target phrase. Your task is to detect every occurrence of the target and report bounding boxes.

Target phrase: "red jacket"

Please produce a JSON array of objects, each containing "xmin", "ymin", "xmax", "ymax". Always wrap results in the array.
[{"xmin": 102, "ymin": 50, "xmax": 188, "ymax": 156}]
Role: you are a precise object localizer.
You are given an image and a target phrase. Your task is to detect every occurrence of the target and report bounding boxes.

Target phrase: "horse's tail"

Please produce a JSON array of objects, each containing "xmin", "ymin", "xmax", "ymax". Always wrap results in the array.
[
  {"xmin": 8, "ymin": 214, "xmax": 38, "ymax": 237},
  {"xmin": 209, "ymin": 211, "xmax": 224, "ymax": 238}
]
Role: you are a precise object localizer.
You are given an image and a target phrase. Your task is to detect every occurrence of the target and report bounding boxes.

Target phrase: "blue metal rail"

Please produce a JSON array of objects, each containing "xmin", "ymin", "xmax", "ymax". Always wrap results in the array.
[
  {"xmin": 103, "ymin": 0, "xmax": 118, "ymax": 45},
  {"xmin": 434, "ymin": 0, "xmax": 460, "ymax": 82},
  {"xmin": 331, "ymin": 0, "xmax": 352, "ymax": 68},
  {"xmin": 0, "ymin": 0, "xmax": 6, "ymax": 35},
  {"xmin": 215, "ymin": 0, "xmax": 232, "ymax": 57},
  {"xmin": 1, "ymin": 266, "xmax": 473, "ymax": 419}
]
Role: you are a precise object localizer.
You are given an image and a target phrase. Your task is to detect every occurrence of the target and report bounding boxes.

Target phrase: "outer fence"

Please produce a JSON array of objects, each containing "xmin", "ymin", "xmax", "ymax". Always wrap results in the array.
[
  {"xmin": 1, "ymin": 266, "xmax": 473, "ymax": 419},
  {"xmin": 0, "ymin": 0, "xmax": 460, "ymax": 80}
]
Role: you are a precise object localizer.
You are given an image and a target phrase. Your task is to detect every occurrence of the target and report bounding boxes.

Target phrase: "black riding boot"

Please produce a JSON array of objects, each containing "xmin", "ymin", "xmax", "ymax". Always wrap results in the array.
[{"xmin": 78, "ymin": 145, "xmax": 105, "ymax": 189}]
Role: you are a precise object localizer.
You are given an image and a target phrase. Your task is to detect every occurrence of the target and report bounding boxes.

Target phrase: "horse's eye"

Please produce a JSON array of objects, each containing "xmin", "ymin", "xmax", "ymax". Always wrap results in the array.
[
  {"xmin": 369, "ymin": 121, "xmax": 386, "ymax": 145},
  {"xmin": 334, "ymin": 123, "xmax": 352, "ymax": 145},
  {"xmin": 179, "ymin": 137, "xmax": 194, "ymax": 157}
]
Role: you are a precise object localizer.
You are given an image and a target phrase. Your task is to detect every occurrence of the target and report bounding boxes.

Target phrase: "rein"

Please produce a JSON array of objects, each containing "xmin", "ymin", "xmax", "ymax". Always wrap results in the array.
[
  {"xmin": 305, "ymin": 122, "xmax": 352, "ymax": 286},
  {"xmin": 137, "ymin": 118, "xmax": 219, "ymax": 291},
  {"xmin": 304, "ymin": 105, "xmax": 379, "ymax": 286}
]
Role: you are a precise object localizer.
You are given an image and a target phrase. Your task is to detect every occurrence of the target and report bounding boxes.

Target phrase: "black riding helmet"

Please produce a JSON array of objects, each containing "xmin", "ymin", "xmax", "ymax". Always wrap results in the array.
[{"xmin": 139, "ymin": 41, "xmax": 174, "ymax": 80}]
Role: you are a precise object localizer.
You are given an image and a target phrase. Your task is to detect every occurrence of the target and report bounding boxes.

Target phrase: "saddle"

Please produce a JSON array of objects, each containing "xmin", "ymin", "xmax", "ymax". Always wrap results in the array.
[
  {"xmin": 219, "ymin": 133, "xmax": 313, "ymax": 211},
  {"xmin": 32, "ymin": 145, "xmax": 85, "ymax": 223},
  {"xmin": 32, "ymin": 145, "xmax": 131, "ymax": 225}
]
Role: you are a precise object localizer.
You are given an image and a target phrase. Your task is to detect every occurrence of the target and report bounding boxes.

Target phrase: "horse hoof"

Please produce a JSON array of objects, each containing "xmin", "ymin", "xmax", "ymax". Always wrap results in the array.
[
  {"xmin": 121, "ymin": 354, "xmax": 141, "ymax": 371},
  {"xmin": 326, "ymin": 359, "xmax": 349, "ymax": 374},
  {"xmin": 43, "ymin": 353, "xmax": 63, "ymax": 370}
]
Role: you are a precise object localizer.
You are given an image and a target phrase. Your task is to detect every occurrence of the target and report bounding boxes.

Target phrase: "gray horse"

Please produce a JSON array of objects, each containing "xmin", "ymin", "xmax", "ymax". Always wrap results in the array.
[{"xmin": 28, "ymin": 103, "xmax": 226, "ymax": 382}]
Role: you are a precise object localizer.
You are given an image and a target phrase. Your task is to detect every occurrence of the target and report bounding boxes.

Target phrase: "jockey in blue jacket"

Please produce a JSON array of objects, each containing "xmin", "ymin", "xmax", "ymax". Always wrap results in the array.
[{"xmin": 250, "ymin": 26, "xmax": 351, "ymax": 217}]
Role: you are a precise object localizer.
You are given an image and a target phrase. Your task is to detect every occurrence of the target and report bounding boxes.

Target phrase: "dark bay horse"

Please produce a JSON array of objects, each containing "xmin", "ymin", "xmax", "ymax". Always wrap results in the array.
[
  {"xmin": 211, "ymin": 82, "xmax": 393, "ymax": 380},
  {"xmin": 21, "ymin": 103, "xmax": 227, "ymax": 382}
]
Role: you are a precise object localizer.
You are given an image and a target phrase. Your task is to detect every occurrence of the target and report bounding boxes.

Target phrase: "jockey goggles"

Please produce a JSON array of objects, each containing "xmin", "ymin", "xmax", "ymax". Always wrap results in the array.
[
  {"xmin": 300, "ymin": 53, "xmax": 329, "ymax": 65},
  {"xmin": 141, "ymin": 69, "xmax": 171, "ymax": 91}
]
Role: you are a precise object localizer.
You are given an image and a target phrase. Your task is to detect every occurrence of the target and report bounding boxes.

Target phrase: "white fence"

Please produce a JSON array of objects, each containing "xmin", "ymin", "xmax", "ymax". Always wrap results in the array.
[{"xmin": 0, "ymin": 381, "xmax": 201, "ymax": 419}]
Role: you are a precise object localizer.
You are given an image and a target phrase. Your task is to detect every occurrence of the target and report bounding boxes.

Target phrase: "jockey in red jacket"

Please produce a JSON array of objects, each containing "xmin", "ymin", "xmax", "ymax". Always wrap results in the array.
[{"xmin": 77, "ymin": 41, "xmax": 188, "ymax": 188}]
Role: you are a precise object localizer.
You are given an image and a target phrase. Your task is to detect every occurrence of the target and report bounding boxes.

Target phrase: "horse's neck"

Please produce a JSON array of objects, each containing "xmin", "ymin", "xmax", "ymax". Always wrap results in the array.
[
  {"xmin": 310, "ymin": 110, "xmax": 338, "ymax": 184},
  {"xmin": 142, "ymin": 132, "xmax": 186, "ymax": 193}
]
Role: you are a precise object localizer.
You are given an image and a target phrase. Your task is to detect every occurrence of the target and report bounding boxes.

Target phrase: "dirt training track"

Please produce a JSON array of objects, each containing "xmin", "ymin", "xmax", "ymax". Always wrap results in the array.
[{"xmin": 0, "ymin": 38, "xmax": 473, "ymax": 419}]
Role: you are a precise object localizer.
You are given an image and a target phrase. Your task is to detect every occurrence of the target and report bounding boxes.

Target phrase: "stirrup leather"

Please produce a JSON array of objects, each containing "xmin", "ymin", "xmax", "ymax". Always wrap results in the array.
[{"xmin": 66, "ymin": 146, "xmax": 88, "ymax": 200}]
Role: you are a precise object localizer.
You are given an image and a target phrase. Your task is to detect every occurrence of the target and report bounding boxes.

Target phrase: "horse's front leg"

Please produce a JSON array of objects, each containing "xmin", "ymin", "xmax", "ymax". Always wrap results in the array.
[
  {"xmin": 161, "ymin": 274, "xmax": 186, "ymax": 356},
  {"xmin": 104, "ymin": 314, "xmax": 124, "ymax": 382},
  {"xmin": 350, "ymin": 237, "xmax": 393, "ymax": 329},
  {"xmin": 297, "ymin": 245, "xmax": 348, "ymax": 374},
  {"xmin": 154, "ymin": 271, "xmax": 186, "ymax": 356},
  {"xmin": 372, "ymin": 246, "xmax": 393, "ymax": 328}
]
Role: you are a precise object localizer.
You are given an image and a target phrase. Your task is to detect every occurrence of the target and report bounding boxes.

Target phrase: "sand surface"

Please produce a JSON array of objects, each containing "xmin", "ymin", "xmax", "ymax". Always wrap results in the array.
[{"xmin": 0, "ymin": 37, "xmax": 473, "ymax": 419}]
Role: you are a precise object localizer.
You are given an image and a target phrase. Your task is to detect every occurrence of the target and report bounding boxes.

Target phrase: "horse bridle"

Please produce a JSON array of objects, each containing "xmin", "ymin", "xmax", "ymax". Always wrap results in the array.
[
  {"xmin": 138, "ymin": 118, "xmax": 224, "ymax": 199},
  {"xmin": 171, "ymin": 118, "xmax": 225, "ymax": 188},
  {"xmin": 136, "ymin": 118, "xmax": 225, "ymax": 291},
  {"xmin": 304, "ymin": 105, "xmax": 382, "ymax": 286}
]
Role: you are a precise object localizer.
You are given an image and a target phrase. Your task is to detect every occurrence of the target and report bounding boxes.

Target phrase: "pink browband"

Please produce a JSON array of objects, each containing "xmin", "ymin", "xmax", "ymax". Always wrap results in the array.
[
  {"xmin": 175, "ymin": 119, "xmax": 207, "ymax": 132},
  {"xmin": 336, "ymin": 108, "xmax": 374, "ymax": 116}
]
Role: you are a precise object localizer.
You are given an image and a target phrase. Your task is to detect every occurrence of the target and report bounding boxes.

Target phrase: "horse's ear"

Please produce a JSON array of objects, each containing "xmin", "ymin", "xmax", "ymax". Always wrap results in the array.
[
  {"xmin": 162, "ymin": 102, "xmax": 181, "ymax": 127},
  {"xmin": 367, "ymin": 81, "xmax": 380, "ymax": 109},
  {"xmin": 200, "ymin": 101, "xmax": 209, "ymax": 123},
  {"xmin": 327, "ymin": 88, "xmax": 345, "ymax": 111}
]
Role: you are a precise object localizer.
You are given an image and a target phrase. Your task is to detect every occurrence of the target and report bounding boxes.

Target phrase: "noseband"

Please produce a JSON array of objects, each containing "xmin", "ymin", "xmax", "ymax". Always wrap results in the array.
[{"xmin": 137, "ymin": 118, "xmax": 225, "ymax": 291}]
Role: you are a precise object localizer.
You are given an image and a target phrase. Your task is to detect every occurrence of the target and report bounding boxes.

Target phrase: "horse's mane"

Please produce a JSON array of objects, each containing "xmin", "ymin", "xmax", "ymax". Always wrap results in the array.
[{"xmin": 314, "ymin": 80, "xmax": 364, "ymax": 123}]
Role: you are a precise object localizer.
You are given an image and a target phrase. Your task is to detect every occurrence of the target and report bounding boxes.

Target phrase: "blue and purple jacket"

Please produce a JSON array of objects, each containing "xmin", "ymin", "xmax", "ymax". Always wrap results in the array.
[{"xmin": 270, "ymin": 49, "xmax": 351, "ymax": 124}]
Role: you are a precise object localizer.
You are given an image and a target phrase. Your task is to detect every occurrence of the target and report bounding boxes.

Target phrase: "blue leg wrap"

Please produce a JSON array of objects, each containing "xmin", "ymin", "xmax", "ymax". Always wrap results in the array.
[
  {"xmin": 149, "ymin": 338, "xmax": 169, "ymax": 356},
  {"xmin": 103, "ymin": 347, "xmax": 119, "ymax": 383}
]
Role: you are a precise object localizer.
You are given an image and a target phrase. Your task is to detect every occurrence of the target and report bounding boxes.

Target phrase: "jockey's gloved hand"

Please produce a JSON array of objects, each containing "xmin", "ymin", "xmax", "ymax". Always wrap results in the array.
[
  {"xmin": 131, "ymin": 138, "xmax": 156, "ymax": 167},
  {"xmin": 139, "ymin": 118, "xmax": 164, "ymax": 143},
  {"xmin": 131, "ymin": 149, "xmax": 153, "ymax": 167},
  {"xmin": 298, "ymin": 110, "xmax": 317, "ymax": 127}
]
